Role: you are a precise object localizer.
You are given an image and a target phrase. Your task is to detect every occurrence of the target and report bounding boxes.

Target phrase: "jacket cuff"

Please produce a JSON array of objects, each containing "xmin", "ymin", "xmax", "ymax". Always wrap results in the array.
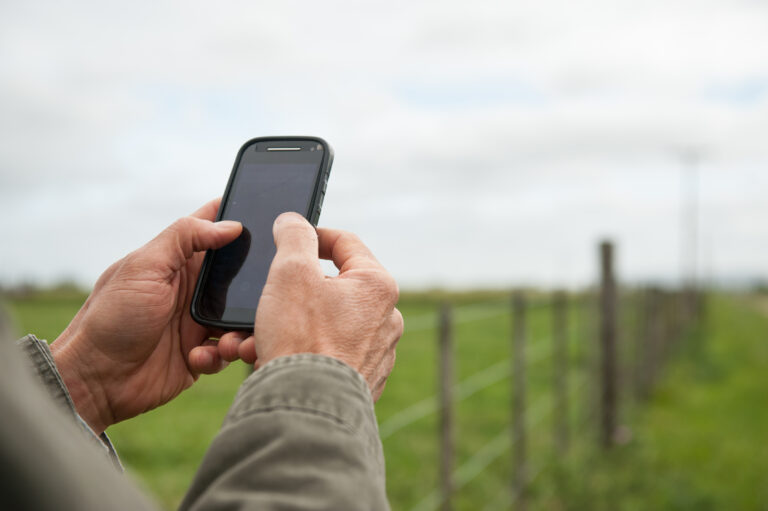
[
  {"xmin": 15, "ymin": 334, "xmax": 122, "ymax": 469},
  {"xmin": 227, "ymin": 354, "xmax": 382, "ymax": 458}
]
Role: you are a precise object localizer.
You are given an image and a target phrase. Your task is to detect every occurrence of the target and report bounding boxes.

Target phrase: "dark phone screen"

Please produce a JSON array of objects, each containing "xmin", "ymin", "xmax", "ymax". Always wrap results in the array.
[{"xmin": 198, "ymin": 144, "xmax": 323, "ymax": 324}]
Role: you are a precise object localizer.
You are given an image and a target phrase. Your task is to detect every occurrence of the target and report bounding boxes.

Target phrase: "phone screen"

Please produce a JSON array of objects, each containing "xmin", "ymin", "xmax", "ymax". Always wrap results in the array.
[{"xmin": 197, "ymin": 141, "xmax": 325, "ymax": 325}]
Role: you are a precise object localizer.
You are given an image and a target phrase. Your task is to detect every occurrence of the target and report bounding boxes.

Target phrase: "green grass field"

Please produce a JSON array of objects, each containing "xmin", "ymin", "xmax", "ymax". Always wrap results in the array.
[{"xmin": 5, "ymin": 290, "xmax": 767, "ymax": 510}]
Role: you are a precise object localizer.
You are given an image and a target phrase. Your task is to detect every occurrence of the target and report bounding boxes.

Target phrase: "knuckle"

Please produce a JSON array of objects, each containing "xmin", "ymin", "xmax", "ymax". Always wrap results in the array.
[
  {"xmin": 376, "ymin": 274, "xmax": 399, "ymax": 303},
  {"xmin": 120, "ymin": 251, "xmax": 146, "ymax": 273},
  {"xmin": 273, "ymin": 256, "xmax": 314, "ymax": 280},
  {"xmin": 391, "ymin": 308, "xmax": 404, "ymax": 333},
  {"xmin": 171, "ymin": 216, "xmax": 194, "ymax": 233},
  {"xmin": 391, "ymin": 279, "xmax": 400, "ymax": 303},
  {"xmin": 276, "ymin": 220, "xmax": 317, "ymax": 248},
  {"xmin": 367, "ymin": 268, "xmax": 393, "ymax": 289},
  {"xmin": 281, "ymin": 219, "xmax": 305, "ymax": 234},
  {"xmin": 338, "ymin": 230, "xmax": 362, "ymax": 245},
  {"xmin": 166, "ymin": 216, "xmax": 195, "ymax": 246}
]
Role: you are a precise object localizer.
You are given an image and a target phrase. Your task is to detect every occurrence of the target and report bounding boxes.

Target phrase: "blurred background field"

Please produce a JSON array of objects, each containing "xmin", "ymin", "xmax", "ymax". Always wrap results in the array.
[
  {"xmin": 2, "ymin": 1, "xmax": 768, "ymax": 509},
  {"xmin": 6, "ymin": 287, "xmax": 767, "ymax": 510}
]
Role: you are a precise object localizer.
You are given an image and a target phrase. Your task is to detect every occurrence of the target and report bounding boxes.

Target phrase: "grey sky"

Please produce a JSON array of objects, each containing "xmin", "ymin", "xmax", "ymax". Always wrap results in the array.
[{"xmin": 1, "ymin": 0, "xmax": 767, "ymax": 289}]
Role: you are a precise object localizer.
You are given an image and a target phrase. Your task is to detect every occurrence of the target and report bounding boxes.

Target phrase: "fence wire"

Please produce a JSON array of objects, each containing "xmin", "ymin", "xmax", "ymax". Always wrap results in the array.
[
  {"xmin": 380, "ymin": 340, "xmax": 552, "ymax": 440},
  {"xmin": 410, "ymin": 397, "xmax": 554, "ymax": 511}
]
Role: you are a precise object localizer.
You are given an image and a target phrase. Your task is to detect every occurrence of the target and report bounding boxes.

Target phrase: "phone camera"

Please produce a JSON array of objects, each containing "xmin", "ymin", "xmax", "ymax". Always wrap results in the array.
[{"xmin": 316, "ymin": 144, "xmax": 323, "ymax": 151}]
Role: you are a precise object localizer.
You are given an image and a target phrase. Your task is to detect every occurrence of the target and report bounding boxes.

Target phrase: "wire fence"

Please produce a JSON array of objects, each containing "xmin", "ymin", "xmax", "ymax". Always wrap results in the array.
[{"xmin": 382, "ymin": 240, "xmax": 703, "ymax": 511}]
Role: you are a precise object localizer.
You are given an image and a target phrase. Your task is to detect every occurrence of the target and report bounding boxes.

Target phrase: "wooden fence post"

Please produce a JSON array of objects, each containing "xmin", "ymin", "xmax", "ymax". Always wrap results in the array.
[
  {"xmin": 577, "ymin": 293, "xmax": 598, "ymax": 433},
  {"xmin": 669, "ymin": 290, "xmax": 681, "ymax": 345},
  {"xmin": 599, "ymin": 241, "xmax": 618, "ymax": 448},
  {"xmin": 553, "ymin": 291, "xmax": 569, "ymax": 456},
  {"xmin": 659, "ymin": 291, "xmax": 671, "ymax": 365},
  {"xmin": 651, "ymin": 288, "xmax": 664, "ymax": 389},
  {"xmin": 512, "ymin": 292, "xmax": 527, "ymax": 509},
  {"xmin": 632, "ymin": 288, "xmax": 645, "ymax": 400},
  {"xmin": 635, "ymin": 288, "xmax": 659, "ymax": 399},
  {"xmin": 438, "ymin": 302, "xmax": 455, "ymax": 511}
]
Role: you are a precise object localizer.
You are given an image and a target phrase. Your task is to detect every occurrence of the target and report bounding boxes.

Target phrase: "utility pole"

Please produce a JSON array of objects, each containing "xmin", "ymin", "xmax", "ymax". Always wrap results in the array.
[{"xmin": 680, "ymin": 149, "xmax": 701, "ymax": 318}]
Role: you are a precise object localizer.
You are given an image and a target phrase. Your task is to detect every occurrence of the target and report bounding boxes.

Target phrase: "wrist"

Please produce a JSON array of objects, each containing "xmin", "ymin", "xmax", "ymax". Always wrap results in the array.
[{"xmin": 50, "ymin": 332, "xmax": 114, "ymax": 435}]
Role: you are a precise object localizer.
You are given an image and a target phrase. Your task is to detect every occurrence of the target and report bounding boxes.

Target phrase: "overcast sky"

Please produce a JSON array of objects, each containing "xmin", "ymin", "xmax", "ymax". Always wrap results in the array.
[{"xmin": 1, "ymin": 0, "xmax": 767, "ymax": 290}]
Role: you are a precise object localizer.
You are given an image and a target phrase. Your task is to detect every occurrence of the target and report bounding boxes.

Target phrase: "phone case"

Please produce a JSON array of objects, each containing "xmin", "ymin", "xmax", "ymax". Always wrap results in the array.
[{"xmin": 190, "ymin": 136, "xmax": 334, "ymax": 331}]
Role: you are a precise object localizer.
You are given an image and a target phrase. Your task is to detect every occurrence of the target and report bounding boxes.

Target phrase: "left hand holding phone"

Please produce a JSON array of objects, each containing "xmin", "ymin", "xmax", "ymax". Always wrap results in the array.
[{"xmin": 50, "ymin": 198, "xmax": 242, "ymax": 435}]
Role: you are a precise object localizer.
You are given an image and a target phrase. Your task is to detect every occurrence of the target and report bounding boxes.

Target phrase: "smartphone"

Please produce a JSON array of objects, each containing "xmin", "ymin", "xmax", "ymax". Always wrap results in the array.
[{"xmin": 190, "ymin": 136, "xmax": 333, "ymax": 330}]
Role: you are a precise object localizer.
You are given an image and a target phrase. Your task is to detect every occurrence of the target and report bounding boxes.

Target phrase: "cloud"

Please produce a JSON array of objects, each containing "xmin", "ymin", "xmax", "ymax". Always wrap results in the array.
[{"xmin": 1, "ymin": 0, "xmax": 767, "ymax": 288}]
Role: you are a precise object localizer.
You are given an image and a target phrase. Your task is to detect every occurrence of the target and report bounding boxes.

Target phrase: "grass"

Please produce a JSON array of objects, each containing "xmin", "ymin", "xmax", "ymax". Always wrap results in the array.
[
  {"xmin": 557, "ymin": 294, "xmax": 768, "ymax": 511},
  {"xmin": 3, "ymin": 290, "xmax": 767, "ymax": 510}
]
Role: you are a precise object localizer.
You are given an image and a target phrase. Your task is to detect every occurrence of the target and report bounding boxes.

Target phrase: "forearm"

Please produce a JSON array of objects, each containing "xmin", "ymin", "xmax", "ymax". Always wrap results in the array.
[{"xmin": 181, "ymin": 354, "xmax": 390, "ymax": 511}]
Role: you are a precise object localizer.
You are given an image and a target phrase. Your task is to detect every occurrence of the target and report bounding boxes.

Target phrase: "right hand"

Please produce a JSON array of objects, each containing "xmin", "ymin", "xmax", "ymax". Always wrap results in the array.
[{"xmin": 219, "ymin": 213, "xmax": 403, "ymax": 401}]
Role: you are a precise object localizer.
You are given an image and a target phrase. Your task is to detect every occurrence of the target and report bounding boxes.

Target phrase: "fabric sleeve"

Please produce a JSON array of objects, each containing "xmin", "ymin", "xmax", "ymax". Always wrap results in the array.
[
  {"xmin": 180, "ymin": 353, "xmax": 390, "ymax": 511},
  {"xmin": 0, "ymin": 330, "xmax": 158, "ymax": 511},
  {"xmin": 15, "ymin": 333, "xmax": 122, "ymax": 468}
]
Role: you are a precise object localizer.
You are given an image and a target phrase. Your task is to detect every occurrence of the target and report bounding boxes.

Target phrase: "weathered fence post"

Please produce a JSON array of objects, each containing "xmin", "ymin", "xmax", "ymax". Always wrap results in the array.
[
  {"xmin": 635, "ymin": 287, "xmax": 663, "ymax": 399},
  {"xmin": 438, "ymin": 302, "xmax": 454, "ymax": 511},
  {"xmin": 577, "ymin": 293, "xmax": 598, "ymax": 432},
  {"xmin": 634, "ymin": 288, "xmax": 649, "ymax": 399},
  {"xmin": 669, "ymin": 290, "xmax": 681, "ymax": 345},
  {"xmin": 511, "ymin": 292, "xmax": 527, "ymax": 509},
  {"xmin": 599, "ymin": 241, "xmax": 618, "ymax": 448},
  {"xmin": 632, "ymin": 288, "xmax": 645, "ymax": 400},
  {"xmin": 651, "ymin": 288, "xmax": 664, "ymax": 389},
  {"xmin": 553, "ymin": 291, "xmax": 569, "ymax": 456},
  {"xmin": 659, "ymin": 290, "xmax": 672, "ymax": 365}
]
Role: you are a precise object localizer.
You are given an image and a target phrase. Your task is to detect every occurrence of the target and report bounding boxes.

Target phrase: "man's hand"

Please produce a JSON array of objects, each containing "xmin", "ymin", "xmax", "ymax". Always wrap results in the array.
[
  {"xmin": 218, "ymin": 213, "xmax": 403, "ymax": 401},
  {"xmin": 50, "ymin": 199, "xmax": 242, "ymax": 435}
]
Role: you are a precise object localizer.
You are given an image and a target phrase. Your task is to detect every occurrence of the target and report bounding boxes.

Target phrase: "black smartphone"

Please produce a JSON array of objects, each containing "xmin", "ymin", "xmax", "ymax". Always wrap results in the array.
[{"xmin": 190, "ymin": 136, "xmax": 333, "ymax": 330}]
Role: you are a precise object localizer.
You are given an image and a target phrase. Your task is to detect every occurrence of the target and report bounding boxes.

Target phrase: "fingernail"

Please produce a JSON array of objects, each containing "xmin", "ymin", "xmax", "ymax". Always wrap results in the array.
[
  {"xmin": 216, "ymin": 220, "xmax": 241, "ymax": 230},
  {"xmin": 274, "ymin": 212, "xmax": 304, "ymax": 225}
]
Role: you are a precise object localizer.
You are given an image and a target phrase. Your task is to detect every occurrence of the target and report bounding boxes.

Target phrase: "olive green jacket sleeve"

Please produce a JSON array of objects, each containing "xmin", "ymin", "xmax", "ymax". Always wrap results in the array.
[
  {"xmin": 14, "ymin": 334, "xmax": 123, "ymax": 468},
  {"xmin": 180, "ymin": 354, "xmax": 390, "ymax": 511},
  {"xmin": 3, "ymin": 324, "xmax": 389, "ymax": 509},
  {"xmin": 0, "ymin": 333, "xmax": 159, "ymax": 511}
]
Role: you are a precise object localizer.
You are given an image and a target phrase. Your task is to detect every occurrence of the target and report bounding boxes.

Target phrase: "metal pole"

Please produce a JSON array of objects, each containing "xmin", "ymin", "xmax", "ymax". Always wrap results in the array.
[
  {"xmin": 599, "ymin": 241, "xmax": 617, "ymax": 448},
  {"xmin": 438, "ymin": 302, "xmax": 454, "ymax": 511},
  {"xmin": 680, "ymin": 150, "xmax": 700, "ymax": 319},
  {"xmin": 512, "ymin": 292, "xmax": 527, "ymax": 509},
  {"xmin": 553, "ymin": 291, "xmax": 569, "ymax": 456}
]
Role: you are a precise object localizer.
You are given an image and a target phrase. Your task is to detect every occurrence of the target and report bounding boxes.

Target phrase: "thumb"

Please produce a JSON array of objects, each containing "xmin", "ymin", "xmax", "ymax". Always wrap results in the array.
[
  {"xmin": 270, "ymin": 212, "xmax": 322, "ymax": 277},
  {"xmin": 139, "ymin": 217, "xmax": 242, "ymax": 273}
]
